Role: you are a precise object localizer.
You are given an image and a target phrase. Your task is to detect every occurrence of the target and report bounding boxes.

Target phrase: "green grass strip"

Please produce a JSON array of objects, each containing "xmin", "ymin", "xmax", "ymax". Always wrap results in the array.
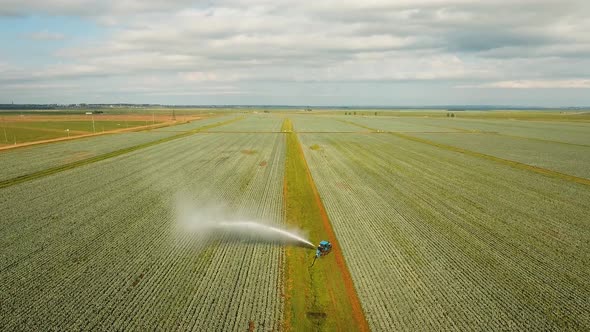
[
  {"xmin": 0, "ymin": 117, "xmax": 244, "ymax": 189},
  {"xmin": 283, "ymin": 118, "xmax": 369, "ymax": 332},
  {"xmin": 339, "ymin": 118, "xmax": 590, "ymax": 187},
  {"xmin": 281, "ymin": 118, "xmax": 294, "ymax": 132}
]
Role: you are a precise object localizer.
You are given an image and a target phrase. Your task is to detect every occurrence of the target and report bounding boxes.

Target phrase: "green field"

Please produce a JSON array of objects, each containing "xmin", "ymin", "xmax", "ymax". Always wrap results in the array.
[
  {"xmin": 0, "ymin": 116, "xmax": 239, "ymax": 183},
  {"xmin": 1, "ymin": 110, "xmax": 589, "ymax": 331},
  {"xmin": 0, "ymin": 119, "xmax": 159, "ymax": 145}
]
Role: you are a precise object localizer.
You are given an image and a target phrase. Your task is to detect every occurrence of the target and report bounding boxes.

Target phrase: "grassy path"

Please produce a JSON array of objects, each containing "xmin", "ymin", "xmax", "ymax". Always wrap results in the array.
[{"xmin": 282, "ymin": 119, "xmax": 369, "ymax": 331}]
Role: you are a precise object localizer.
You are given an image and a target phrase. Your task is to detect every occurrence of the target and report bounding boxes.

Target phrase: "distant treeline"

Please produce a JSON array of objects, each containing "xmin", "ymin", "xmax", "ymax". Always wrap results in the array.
[
  {"xmin": 0, "ymin": 104, "xmax": 60, "ymax": 110},
  {"xmin": 0, "ymin": 103, "xmax": 160, "ymax": 110},
  {"xmin": 1, "ymin": 104, "xmax": 589, "ymax": 111}
]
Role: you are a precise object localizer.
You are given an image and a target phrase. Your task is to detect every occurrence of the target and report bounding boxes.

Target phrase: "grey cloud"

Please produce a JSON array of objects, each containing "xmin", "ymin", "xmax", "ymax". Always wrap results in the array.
[
  {"xmin": 0, "ymin": 0, "xmax": 197, "ymax": 17},
  {"xmin": 1, "ymin": 0, "xmax": 590, "ymax": 105}
]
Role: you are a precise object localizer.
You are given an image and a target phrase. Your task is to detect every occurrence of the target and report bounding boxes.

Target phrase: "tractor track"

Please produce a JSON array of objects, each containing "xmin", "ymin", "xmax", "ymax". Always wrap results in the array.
[
  {"xmin": 294, "ymin": 129, "xmax": 370, "ymax": 332},
  {"xmin": 282, "ymin": 118, "xmax": 370, "ymax": 331}
]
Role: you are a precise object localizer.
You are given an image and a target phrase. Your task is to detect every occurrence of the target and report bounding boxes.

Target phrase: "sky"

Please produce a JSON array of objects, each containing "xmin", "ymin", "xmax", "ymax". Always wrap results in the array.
[{"xmin": 0, "ymin": 0, "xmax": 589, "ymax": 106}]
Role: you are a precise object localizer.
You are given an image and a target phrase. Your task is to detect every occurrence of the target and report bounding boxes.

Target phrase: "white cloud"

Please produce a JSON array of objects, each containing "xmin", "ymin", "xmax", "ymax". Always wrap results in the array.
[
  {"xmin": 458, "ymin": 79, "xmax": 590, "ymax": 89},
  {"xmin": 1, "ymin": 0, "xmax": 590, "ymax": 104}
]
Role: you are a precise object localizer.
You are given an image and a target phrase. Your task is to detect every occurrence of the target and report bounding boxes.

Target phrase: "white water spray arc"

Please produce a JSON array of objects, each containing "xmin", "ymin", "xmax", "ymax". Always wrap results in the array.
[{"xmin": 175, "ymin": 200, "xmax": 316, "ymax": 250}]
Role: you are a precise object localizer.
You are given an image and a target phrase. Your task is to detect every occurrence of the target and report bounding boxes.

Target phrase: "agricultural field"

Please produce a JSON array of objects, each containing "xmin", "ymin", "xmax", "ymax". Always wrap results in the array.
[
  {"xmin": 0, "ymin": 128, "xmax": 287, "ymax": 330},
  {"xmin": 0, "ymin": 115, "xmax": 238, "ymax": 184},
  {"xmin": 152, "ymin": 115, "xmax": 238, "ymax": 132},
  {"xmin": 399, "ymin": 117, "xmax": 590, "ymax": 145},
  {"xmin": 290, "ymin": 115, "xmax": 363, "ymax": 132},
  {"xmin": 1, "ymin": 110, "xmax": 589, "ymax": 331},
  {"xmin": 208, "ymin": 115, "xmax": 284, "ymax": 132},
  {"xmin": 0, "ymin": 116, "xmax": 163, "ymax": 145},
  {"xmin": 337, "ymin": 116, "xmax": 464, "ymax": 132},
  {"xmin": 335, "ymin": 113, "xmax": 590, "ymax": 145},
  {"xmin": 298, "ymin": 132, "xmax": 590, "ymax": 330},
  {"xmin": 409, "ymin": 132, "xmax": 590, "ymax": 179}
]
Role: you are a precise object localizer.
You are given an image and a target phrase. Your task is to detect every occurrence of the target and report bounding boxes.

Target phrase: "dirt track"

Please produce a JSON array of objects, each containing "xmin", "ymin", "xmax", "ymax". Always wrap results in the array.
[
  {"xmin": 0, "ymin": 114, "xmax": 201, "ymax": 122},
  {"xmin": 281, "ymin": 118, "xmax": 369, "ymax": 331},
  {"xmin": 295, "ymin": 131, "xmax": 370, "ymax": 332},
  {"xmin": 0, "ymin": 120, "xmax": 188, "ymax": 152}
]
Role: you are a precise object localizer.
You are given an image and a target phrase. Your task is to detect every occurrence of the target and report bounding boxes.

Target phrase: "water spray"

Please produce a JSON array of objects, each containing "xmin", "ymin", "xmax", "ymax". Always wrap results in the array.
[
  {"xmin": 214, "ymin": 221, "xmax": 316, "ymax": 249},
  {"xmin": 175, "ymin": 199, "xmax": 332, "ymax": 266}
]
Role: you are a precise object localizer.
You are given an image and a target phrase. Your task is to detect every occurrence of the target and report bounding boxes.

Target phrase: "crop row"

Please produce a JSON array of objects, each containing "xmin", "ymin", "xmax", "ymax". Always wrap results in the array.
[
  {"xmin": 290, "ymin": 115, "xmax": 363, "ymax": 132},
  {"xmin": 393, "ymin": 117, "xmax": 590, "ymax": 145},
  {"xmin": 409, "ymin": 132, "xmax": 590, "ymax": 180},
  {"xmin": 298, "ymin": 132, "xmax": 590, "ymax": 331},
  {"xmin": 337, "ymin": 116, "xmax": 463, "ymax": 132},
  {"xmin": 208, "ymin": 115, "xmax": 284, "ymax": 132},
  {"xmin": 0, "ymin": 132, "xmax": 286, "ymax": 331},
  {"xmin": 0, "ymin": 116, "xmax": 238, "ymax": 182},
  {"xmin": 152, "ymin": 115, "xmax": 238, "ymax": 132},
  {"xmin": 342, "ymin": 114, "xmax": 590, "ymax": 146}
]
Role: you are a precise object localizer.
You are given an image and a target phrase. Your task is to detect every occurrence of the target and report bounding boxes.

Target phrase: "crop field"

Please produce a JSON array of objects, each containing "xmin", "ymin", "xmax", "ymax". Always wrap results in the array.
[
  {"xmin": 298, "ymin": 131, "xmax": 590, "ymax": 330},
  {"xmin": 0, "ymin": 116, "xmax": 239, "ymax": 185},
  {"xmin": 336, "ymin": 115, "xmax": 590, "ymax": 145},
  {"xmin": 208, "ymin": 115, "xmax": 284, "ymax": 132},
  {"xmin": 409, "ymin": 132, "xmax": 590, "ymax": 179},
  {"xmin": 0, "ymin": 131, "xmax": 175, "ymax": 182},
  {"xmin": 290, "ymin": 115, "xmax": 363, "ymax": 132},
  {"xmin": 402, "ymin": 117, "xmax": 590, "ymax": 145},
  {"xmin": 0, "ymin": 129, "xmax": 287, "ymax": 330},
  {"xmin": 1, "ymin": 110, "xmax": 589, "ymax": 331},
  {"xmin": 152, "ymin": 115, "xmax": 237, "ymax": 132},
  {"xmin": 337, "ymin": 116, "xmax": 464, "ymax": 132},
  {"xmin": 0, "ymin": 118, "xmax": 160, "ymax": 145}
]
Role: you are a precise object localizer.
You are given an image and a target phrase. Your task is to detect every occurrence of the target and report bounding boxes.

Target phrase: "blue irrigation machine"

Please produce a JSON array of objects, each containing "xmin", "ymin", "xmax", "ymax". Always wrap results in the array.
[{"xmin": 311, "ymin": 240, "xmax": 332, "ymax": 267}]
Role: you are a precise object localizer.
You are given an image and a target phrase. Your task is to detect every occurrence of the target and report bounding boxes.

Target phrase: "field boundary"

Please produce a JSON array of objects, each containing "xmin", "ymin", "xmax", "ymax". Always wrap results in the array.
[
  {"xmin": 0, "ymin": 120, "xmax": 188, "ymax": 152},
  {"xmin": 339, "ymin": 119, "xmax": 590, "ymax": 187},
  {"xmin": 491, "ymin": 132, "xmax": 590, "ymax": 148},
  {"xmin": 295, "ymin": 132, "xmax": 370, "ymax": 331},
  {"xmin": 392, "ymin": 132, "xmax": 590, "ymax": 186},
  {"xmin": 282, "ymin": 118, "xmax": 369, "ymax": 331},
  {"xmin": 0, "ymin": 117, "xmax": 244, "ymax": 189}
]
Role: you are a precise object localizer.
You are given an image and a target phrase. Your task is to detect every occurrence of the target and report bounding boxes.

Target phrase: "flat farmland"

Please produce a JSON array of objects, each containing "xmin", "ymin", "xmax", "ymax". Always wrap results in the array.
[
  {"xmin": 337, "ymin": 116, "xmax": 464, "ymax": 132},
  {"xmin": 152, "ymin": 115, "xmax": 238, "ymax": 132},
  {"xmin": 409, "ymin": 132, "xmax": 590, "ymax": 179},
  {"xmin": 299, "ymin": 132, "xmax": 590, "ymax": 330},
  {"xmin": 337, "ymin": 115, "xmax": 590, "ymax": 146},
  {"xmin": 0, "ymin": 116, "xmax": 240, "ymax": 185},
  {"xmin": 208, "ymin": 115, "xmax": 284, "ymax": 132},
  {"xmin": 290, "ymin": 115, "xmax": 363, "ymax": 132},
  {"xmin": 0, "ymin": 131, "xmax": 286, "ymax": 330},
  {"xmin": 0, "ymin": 115, "xmax": 168, "ymax": 145},
  {"xmin": 1, "ymin": 111, "xmax": 589, "ymax": 331}
]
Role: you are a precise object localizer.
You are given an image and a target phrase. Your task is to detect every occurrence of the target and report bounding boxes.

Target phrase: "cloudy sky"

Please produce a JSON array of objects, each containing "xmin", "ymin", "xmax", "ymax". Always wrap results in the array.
[{"xmin": 1, "ymin": 0, "xmax": 589, "ymax": 106}]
